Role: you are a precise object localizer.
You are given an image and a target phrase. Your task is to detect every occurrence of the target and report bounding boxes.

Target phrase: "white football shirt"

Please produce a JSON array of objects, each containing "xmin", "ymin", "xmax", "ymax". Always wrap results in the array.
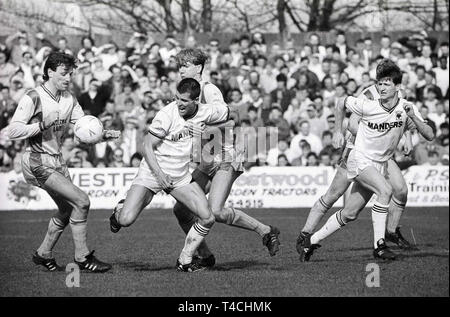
[
  {"xmin": 144, "ymin": 100, "xmax": 229, "ymax": 178},
  {"xmin": 344, "ymin": 96, "xmax": 423, "ymax": 162}
]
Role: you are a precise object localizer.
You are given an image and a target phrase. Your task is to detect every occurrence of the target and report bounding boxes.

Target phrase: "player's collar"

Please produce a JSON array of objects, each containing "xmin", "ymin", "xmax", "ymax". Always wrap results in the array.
[
  {"xmin": 41, "ymin": 84, "xmax": 61, "ymax": 103},
  {"xmin": 379, "ymin": 93, "xmax": 400, "ymax": 114}
]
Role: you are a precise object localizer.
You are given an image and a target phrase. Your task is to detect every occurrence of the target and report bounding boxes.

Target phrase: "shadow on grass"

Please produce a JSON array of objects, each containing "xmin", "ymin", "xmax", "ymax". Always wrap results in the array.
[{"xmin": 210, "ymin": 260, "xmax": 270, "ymax": 271}]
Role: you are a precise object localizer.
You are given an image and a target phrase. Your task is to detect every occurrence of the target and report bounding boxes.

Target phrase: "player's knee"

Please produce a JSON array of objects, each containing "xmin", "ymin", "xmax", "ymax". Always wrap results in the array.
[
  {"xmin": 211, "ymin": 209, "xmax": 230, "ymax": 224},
  {"xmin": 117, "ymin": 211, "xmax": 135, "ymax": 227},
  {"xmin": 197, "ymin": 213, "xmax": 215, "ymax": 228},
  {"xmin": 379, "ymin": 183, "xmax": 393, "ymax": 201},
  {"xmin": 341, "ymin": 209, "xmax": 358, "ymax": 222},
  {"xmin": 393, "ymin": 185, "xmax": 408, "ymax": 202},
  {"xmin": 75, "ymin": 193, "xmax": 90, "ymax": 213}
]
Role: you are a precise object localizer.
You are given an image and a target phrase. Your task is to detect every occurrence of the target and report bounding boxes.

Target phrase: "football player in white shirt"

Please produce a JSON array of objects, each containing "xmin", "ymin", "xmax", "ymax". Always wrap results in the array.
[
  {"xmin": 8, "ymin": 52, "xmax": 120, "ymax": 272},
  {"xmin": 172, "ymin": 49, "xmax": 281, "ymax": 267},
  {"xmin": 110, "ymin": 78, "xmax": 232, "ymax": 272},
  {"xmin": 298, "ymin": 59, "xmax": 434, "ymax": 261},
  {"xmin": 297, "ymin": 68, "xmax": 419, "ymax": 259}
]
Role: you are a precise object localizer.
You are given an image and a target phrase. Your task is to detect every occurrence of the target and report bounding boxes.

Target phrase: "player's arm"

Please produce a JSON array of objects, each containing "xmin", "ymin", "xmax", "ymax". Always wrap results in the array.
[
  {"xmin": 401, "ymin": 130, "xmax": 413, "ymax": 156},
  {"xmin": 404, "ymin": 102, "xmax": 434, "ymax": 141},
  {"xmin": 347, "ymin": 113, "xmax": 361, "ymax": 136},
  {"xmin": 144, "ymin": 111, "xmax": 173, "ymax": 190},
  {"xmin": 204, "ymin": 106, "xmax": 238, "ymax": 134},
  {"xmin": 8, "ymin": 95, "xmax": 58, "ymax": 140},
  {"xmin": 334, "ymin": 96, "xmax": 364, "ymax": 148},
  {"xmin": 143, "ymin": 133, "xmax": 172, "ymax": 190}
]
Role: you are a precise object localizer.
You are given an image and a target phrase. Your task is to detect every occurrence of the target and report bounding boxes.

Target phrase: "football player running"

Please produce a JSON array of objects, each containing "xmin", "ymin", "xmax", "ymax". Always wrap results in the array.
[
  {"xmin": 110, "ymin": 78, "xmax": 231, "ymax": 272},
  {"xmin": 296, "ymin": 61, "xmax": 418, "ymax": 261},
  {"xmin": 297, "ymin": 59, "xmax": 434, "ymax": 261}
]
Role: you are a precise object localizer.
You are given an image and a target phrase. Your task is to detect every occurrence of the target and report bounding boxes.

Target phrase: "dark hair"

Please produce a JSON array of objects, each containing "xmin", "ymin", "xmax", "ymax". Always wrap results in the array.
[
  {"xmin": 130, "ymin": 152, "xmax": 143, "ymax": 162},
  {"xmin": 175, "ymin": 49, "xmax": 208, "ymax": 74},
  {"xmin": 322, "ymin": 130, "xmax": 332, "ymax": 139},
  {"xmin": 43, "ymin": 52, "xmax": 77, "ymax": 81},
  {"xmin": 376, "ymin": 59, "xmax": 402, "ymax": 85},
  {"xmin": 276, "ymin": 73, "xmax": 287, "ymax": 83},
  {"xmin": 415, "ymin": 65, "xmax": 426, "ymax": 72},
  {"xmin": 177, "ymin": 78, "xmax": 201, "ymax": 100},
  {"xmin": 81, "ymin": 36, "xmax": 95, "ymax": 47},
  {"xmin": 248, "ymin": 106, "xmax": 258, "ymax": 113}
]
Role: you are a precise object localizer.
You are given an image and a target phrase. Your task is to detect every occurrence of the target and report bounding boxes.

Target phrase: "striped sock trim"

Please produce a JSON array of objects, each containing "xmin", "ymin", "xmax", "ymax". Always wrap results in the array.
[
  {"xmin": 372, "ymin": 203, "xmax": 389, "ymax": 214},
  {"xmin": 392, "ymin": 197, "xmax": 406, "ymax": 208},
  {"xmin": 51, "ymin": 217, "xmax": 66, "ymax": 230},
  {"xmin": 335, "ymin": 210, "xmax": 346, "ymax": 227},
  {"xmin": 193, "ymin": 222, "xmax": 210, "ymax": 237},
  {"xmin": 69, "ymin": 218, "xmax": 88, "ymax": 225},
  {"xmin": 319, "ymin": 196, "xmax": 332, "ymax": 210}
]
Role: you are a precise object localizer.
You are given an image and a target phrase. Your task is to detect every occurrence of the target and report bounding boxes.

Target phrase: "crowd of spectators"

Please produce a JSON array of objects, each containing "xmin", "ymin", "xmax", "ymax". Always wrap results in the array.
[{"xmin": 0, "ymin": 29, "xmax": 448, "ymax": 172}]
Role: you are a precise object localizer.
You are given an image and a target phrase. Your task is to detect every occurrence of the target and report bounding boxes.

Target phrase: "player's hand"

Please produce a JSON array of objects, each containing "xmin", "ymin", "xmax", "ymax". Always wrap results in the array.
[
  {"xmin": 42, "ymin": 111, "xmax": 59, "ymax": 129},
  {"xmin": 186, "ymin": 122, "xmax": 205, "ymax": 137},
  {"xmin": 403, "ymin": 102, "xmax": 416, "ymax": 119},
  {"xmin": 332, "ymin": 132, "xmax": 345, "ymax": 149},
  {"xmin": 403, "ymin": 139, "xmax": 413, "ymax": 156},
  {"xmin": 102, "ymin": 130, "xmax": 121, "ymax": 141},
  {"xmin": 157, "ymin": 173, "xmax": 174, "ymax": 191}
]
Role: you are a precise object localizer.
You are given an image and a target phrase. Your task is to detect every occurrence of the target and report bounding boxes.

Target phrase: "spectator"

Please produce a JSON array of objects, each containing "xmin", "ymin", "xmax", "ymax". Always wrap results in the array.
[
  {"xmin": 424, "ymin": 150, "xmax": 441, "ymax": 166},
  {"xmin": 109, "ymin": 147, "xmax": 126, "ymax": 168},
  {"xmin": 306, "ymin": 152, "xmax": 319, "ymax": 166},
  {"xmin": 344, "ymin": 54, "xmax": 365, "ymax": 85},
  {"xmin": 433, "ymin": 56, "xmax": 449, "ymax": 97},
  {"xmin": 277, "ymin": 154, "xmax": 291, "ymax": 167},
  {"xmin": 0, "ymin": 50, "xmax": 17, "ymax": 87},
  {"xmin": 319, "ymin": 152, "xmax": 332, "ymax": 166},
  {"xmin": 290, "ymin": 120, "xmax": 322, "ymax": 159},
  {"xmin": 78, "ymin": 79, "xmax": 109, "ymax": 116},
  {"xmin": 267, "ymin": 106, "xmax": 290, "ymax": 142},
  {"xmin": 267, "ymin": 139, "xmax": 294, "ymax": 166},
  {"xmin": 5, "ymin": 30, "xmax": 36, "ymax": 66},
  {"xmin": 436, "ymin": 122, "xmax": 449, "ymax": 146},
  {"xmin": 270, "ymin": 73, "xmax": 294, "ymax": 112}
]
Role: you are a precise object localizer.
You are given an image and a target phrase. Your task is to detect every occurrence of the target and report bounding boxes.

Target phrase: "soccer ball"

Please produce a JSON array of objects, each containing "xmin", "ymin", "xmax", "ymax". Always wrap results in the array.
[{"xmin": 74, "ymin": 115, "xmax": 104, "ymax": 144}]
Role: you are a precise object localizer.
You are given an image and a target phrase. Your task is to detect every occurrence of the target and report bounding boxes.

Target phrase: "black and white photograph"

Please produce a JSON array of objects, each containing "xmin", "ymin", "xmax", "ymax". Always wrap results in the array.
[{"xmin": 0, "ymin": 0, "xmax": 448, "ymax": 302}]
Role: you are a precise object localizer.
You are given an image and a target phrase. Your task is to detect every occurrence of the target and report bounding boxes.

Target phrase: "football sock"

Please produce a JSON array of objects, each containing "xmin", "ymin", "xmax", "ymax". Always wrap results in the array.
[
  {"xmin": 37, "ymin": 217, "xmax": 67, "ymax": 259},
  {"xmin": 310, "ymin": 210, "xmax": 346, "ymax": 245},
  {"xmin": 372, "ymin": 202, "xmax": 389, "ymax": 249},
  {"xmin": 179, "ymin": 222, "xmax": 210, "ymax": 265},
  {"xmin": 387, "ymin": 197, "xmax": 406, "ymax": 233},
  {"xmin": 70, "ymin": 218, "xmax": 90, "ymax": 262},
  {"xmin": 302, "ymin": 196, "xmax": 332, "ymax": 233},
  {"xmin": 173, "ymin": 204, "xmax": 213, "ymax": 258},
  {"xmin": 226, "ymin": 207, "xmax": 270, "ymax": 237}
]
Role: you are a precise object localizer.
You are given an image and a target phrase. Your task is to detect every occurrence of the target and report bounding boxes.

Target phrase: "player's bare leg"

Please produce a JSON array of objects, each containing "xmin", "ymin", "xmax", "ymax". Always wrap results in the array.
[
  {"xmin": 172, "ymin": 169, "xmax": 213, "ymax": 260},
  {"xmin": 208, "ymin": 167, "xmax": 280, "ymax": 256},
  {"xmin": 33, "ymin": 191, "xmax": 72, "ymax": 271},
  {"xmin": 385, "ymin": 160, "xmax": 418, "ymax": 250},
  {"xmin": 299, "ymin": 181, "xmax": 373, "ymax": 261},
  {"xmin": 41, "ymin": 172, "xmax": 111, "ymax": 272},
  {"xmin": 352, "ymin": 166, "xmax": 394, "ymax": 253},
  {"xmin": 297, "ymin": 165, "xmax": 351, "ymax": 256},
  {"xmin": 112, "ymin": 184, "xmax": 154, "ymax": 230},
  {"xmin": 302, "ymin": 166, "xmax": 351, "ymax": 233},
  {"xmin": 171, "ymin": 182, "xmax": 215, "ymax": 272}
]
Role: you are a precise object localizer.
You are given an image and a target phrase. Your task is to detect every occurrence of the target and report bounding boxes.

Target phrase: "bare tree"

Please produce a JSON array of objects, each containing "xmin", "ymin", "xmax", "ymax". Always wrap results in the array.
[{"xmin": 201, "ymin": 0, "xmax": 212, "ymax": 32}]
